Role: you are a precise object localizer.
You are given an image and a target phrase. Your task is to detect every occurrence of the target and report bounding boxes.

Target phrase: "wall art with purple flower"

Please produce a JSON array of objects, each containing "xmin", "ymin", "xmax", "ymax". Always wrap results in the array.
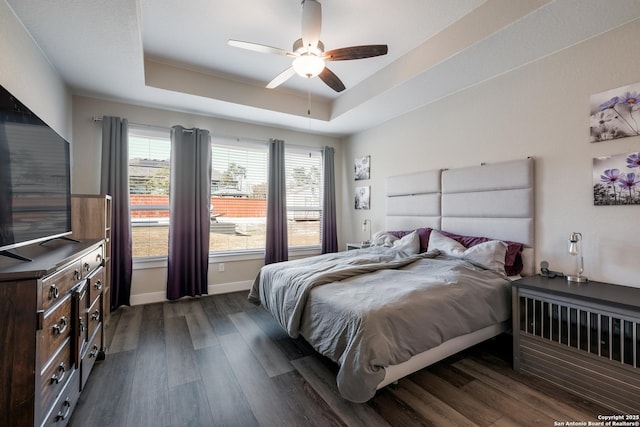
[
  {"xmin": 593, "ymin": 152, "xmax": 640, "ymax": 205},
  {"xmin": 590, "ymin": 83, "xmax": 640, "ymax": 142}
]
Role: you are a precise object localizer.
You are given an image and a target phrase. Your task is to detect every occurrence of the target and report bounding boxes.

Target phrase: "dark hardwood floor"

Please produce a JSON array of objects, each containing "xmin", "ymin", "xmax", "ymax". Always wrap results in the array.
[{"xmin": 69, "ymin": 292, "xmax": 609, "ymax": 427}]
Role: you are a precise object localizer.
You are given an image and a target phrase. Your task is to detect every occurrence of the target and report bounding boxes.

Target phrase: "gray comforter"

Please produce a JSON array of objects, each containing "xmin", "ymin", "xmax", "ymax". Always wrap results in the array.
[{"xmin": 249, "ymin": 247, "xmax": 511, "ymax": 402}]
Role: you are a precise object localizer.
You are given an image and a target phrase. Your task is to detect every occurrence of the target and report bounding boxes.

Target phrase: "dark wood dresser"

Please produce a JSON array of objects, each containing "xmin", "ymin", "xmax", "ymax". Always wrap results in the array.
[
  {"xmin": 512, "ymin": 275, "xmax": 640, "ymax": 414},
  {"xmin": 0, "ymin": 239, "xmax": 107, "ymax": 427}
]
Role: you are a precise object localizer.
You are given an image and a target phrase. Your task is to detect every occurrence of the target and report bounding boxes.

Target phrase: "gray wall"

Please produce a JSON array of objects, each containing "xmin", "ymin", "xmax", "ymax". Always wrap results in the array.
[
  {"xmin": 0, "ymin": 0, "xmax": 71, "ymax": 138},
  {"xmin": 341, "ymin": 18, "xmax": 640, "ymax": 288}
]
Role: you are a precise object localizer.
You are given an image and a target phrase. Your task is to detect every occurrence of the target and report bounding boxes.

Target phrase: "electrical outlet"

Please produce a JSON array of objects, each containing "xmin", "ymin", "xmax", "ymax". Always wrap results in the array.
[{"xmin": 218, "ymin": 263, "xmax": 225, "ymax": 272}]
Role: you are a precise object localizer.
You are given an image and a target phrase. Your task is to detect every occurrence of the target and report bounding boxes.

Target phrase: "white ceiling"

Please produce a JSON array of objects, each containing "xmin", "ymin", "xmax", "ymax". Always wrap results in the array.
[{"xmin": 6, "ymin": 0, "xmax": 640, "ymax": 137}]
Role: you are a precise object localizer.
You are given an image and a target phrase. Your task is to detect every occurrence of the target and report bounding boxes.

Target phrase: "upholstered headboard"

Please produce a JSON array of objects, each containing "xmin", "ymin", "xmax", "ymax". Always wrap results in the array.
[
  {"xmin": 385, "ymin": 158, "xmax": 535, "ymax": 275},
  {"xmin": 385, "ymin": 169, "xmax": 441, "ymax": 231}
]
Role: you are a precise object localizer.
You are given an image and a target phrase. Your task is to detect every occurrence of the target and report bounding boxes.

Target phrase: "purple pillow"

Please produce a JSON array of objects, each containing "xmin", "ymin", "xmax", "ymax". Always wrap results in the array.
[
  {"xmin": 388, "ymin": 228, "xmax": 432, "ymax": 253},
  {"xmin": 438, "ymin": 230, "xmax": 524, "ymax": 276}
]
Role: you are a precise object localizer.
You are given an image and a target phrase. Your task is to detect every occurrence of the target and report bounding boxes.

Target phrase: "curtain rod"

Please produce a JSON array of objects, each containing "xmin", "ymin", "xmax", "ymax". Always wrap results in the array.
[
  {"xmin": 92, "ymin": 116, "xmax": 325, "ymax": 152},
  {"xmin": 93, "ymin": 116, "xmax": 195, "ymax": 133}
]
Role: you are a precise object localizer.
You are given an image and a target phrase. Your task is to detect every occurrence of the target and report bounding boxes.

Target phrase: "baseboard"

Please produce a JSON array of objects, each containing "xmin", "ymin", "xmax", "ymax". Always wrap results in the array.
[{"xmin": 129, "ymin": 280, "xmax": 253, "ymax": 306}]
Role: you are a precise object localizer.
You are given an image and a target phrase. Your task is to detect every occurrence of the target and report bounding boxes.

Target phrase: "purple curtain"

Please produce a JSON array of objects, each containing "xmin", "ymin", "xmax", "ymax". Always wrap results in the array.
[
  {"xmin": 100, "ymin": 116, "xmax": 133, "ymax": 310},
  {"xmin": 167, "ymin": 126, "xmax": 212, "ymax": 300},
  {"xmin": 264, "ymin": 139, "xmax": 288, "ymax": 264},
  {"xmin": 321, "ymin": 146, "xmax": 338, "ymax": 253}
]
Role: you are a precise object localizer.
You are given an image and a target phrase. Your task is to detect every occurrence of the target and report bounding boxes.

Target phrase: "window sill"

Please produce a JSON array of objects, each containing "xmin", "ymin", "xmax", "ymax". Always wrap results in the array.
[{"xmin": 132, "ymin": 247, "xmax": 321, "ymax": 270}]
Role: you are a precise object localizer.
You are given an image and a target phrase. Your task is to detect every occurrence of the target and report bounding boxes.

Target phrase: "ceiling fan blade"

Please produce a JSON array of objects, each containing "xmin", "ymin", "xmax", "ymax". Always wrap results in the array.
[
  {"xmin": 266, "ymin": 67, "xmax": 297, "ymax": 89},
  {"xmin": 228, "ymin": 40, "xmax": 293, "ymax": 57},
  {"xmin": 301, "ymin": 0, "xmax": 322, "ymax": 51},
  {"xmin": 318, "ymin": 67, "xmax": 345, "ymax": 93},
  {"xmin": 324, "ymin": 45, "xmax": 388, "ymax": 61}
]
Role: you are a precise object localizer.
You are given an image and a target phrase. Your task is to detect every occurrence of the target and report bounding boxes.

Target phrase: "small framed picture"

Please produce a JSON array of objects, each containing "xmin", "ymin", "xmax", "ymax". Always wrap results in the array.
[
  {"xmin": 593, "ymin": 151, "xmax": 640, "ymax": 205},
  {"xmin": 590, "ymin": 82, "xmax": 640, "ymax": 143},
  {"xmin": 355, "ymin": 186, "xmax": 370, "ymax": 210},
  {"xmin": 354, "ymin": 156, "xmax": 370, "ymax": 180}
]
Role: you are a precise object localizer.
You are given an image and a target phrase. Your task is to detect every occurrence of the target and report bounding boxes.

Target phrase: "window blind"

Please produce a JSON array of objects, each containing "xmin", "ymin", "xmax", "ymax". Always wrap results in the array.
[{"xmin": 210, "ymin": 137, "xmax": 268, "ymax": 253}]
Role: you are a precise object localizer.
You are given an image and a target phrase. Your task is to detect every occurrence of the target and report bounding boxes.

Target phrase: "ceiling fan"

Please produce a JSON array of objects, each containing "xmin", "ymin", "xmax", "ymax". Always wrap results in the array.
[{"xmin": 228, "ymin": 0, "xmax": 388, "ymax": 93}]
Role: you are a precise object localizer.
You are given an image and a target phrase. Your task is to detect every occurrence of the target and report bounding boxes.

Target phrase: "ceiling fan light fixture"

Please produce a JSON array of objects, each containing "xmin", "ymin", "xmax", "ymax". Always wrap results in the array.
[{"xmin": 292, "ymin": 54, "xmax": 325, "ymax": 78}]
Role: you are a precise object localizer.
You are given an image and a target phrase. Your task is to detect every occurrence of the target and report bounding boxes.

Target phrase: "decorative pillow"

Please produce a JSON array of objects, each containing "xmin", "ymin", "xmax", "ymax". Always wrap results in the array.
[
  {"xmin": 438, "ymin": 230, "xmax": 524, "ymax": 276},
  {"xmin": 391, "ymin": 230, "xmax": 420, "ymax": 254},
  {"xmin": 388, "ymin": 227, "xmax": 432, "ymax": 252},
  {"xmin": 428, "ymin": 230, "xmax": 507, "ymax": 273}
]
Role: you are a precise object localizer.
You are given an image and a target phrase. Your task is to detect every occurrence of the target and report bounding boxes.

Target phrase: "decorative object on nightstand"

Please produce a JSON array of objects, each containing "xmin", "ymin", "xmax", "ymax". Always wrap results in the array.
[
  {"xmin": 361, "ymin": 219, "xmax": 372, "ymax": 245},
  {"xmin": 566, "ymin": 232, "xmax": 588, "ymax": 283}
]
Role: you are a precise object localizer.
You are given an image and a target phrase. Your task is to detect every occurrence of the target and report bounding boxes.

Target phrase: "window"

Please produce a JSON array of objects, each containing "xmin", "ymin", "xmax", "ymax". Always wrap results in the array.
[
  {"xmin": 128, "ymin": 126, "xmax": 171, "ymax": 259},
  {"xmin": 285, "ymin": 146, "xmax": 323, "ymax": 248},
  {"xmin": 210, "ymin": 137, "xmax": 268, "ymax": 253},
  {"xmin": 209, "ymin": 139, "xmax": 324, "ymax": 253},
  {"xmin": 127, "ymin": 128, "xmax": 325, "ymax": 259}
]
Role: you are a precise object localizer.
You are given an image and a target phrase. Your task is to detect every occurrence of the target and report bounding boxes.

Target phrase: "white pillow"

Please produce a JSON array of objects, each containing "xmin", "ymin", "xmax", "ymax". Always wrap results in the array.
[
  {"xmin": 392, "ymin": 230, "xmax": 420, "ymax": 254},
  {"xmin": 428, "ymin": 230, "xmax": 507, "ymax": 272},
  {"xmin": 370, "ymin": 231, "xmax": 398, "ymax": 247}
]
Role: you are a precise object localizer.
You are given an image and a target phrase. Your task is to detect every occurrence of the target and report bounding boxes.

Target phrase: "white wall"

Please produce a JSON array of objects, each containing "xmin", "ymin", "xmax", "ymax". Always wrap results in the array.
[
  {"xmin": 341, "ymin": 18, "xmax": 640, "ymax": 288},
  {"xmin": 71, "ymin": 95, "xmax": 342, "ymax": 303},
  {"xmin": 0, "ymin": 0, "xmax": 71, "ymax": 139}
]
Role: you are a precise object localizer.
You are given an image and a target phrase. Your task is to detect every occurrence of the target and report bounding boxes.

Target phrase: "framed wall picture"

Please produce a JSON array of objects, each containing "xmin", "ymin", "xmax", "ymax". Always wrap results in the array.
[
  {"xmin": 590, "ymin": 83, "xmax": 640, "ymax": 142},
  {"xmin": 354, "ymin": 155, "xmax": 370, "ymax": 180},
  {"xmin": 593, "ymin": 151, "xmax": 640, "ymax": 205},
  {"xmin": 355, "ymin": 186, "xmax": 370, "ymax": 210}
]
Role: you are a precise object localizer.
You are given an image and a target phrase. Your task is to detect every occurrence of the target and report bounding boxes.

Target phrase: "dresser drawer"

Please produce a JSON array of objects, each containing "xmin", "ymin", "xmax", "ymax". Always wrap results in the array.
[
  {"xmin": 39, "ymin": 338, "xmax": 72, "ymax": 421},
  {"xmin": 81, "ymin": 245, "xmax": 104, "ymax": 278},
  {"xmin": 87, "ymin": 294, "xmax": 102, "ymax": 343},
  {"xmin": 75, "ymin": 281, "xmax": 89, "ymax": 365},
  {"xmin": 40, "ymin": 261, "xmax": 82, "ymax": 311},
  {"xmin": 81, "ymin": 324, "xmax": 102, "ymax": 390},
  {"xmin": 40, "ymin": 369, "xmax": 80, "ymax": 427},
  {"xmin": 40, "ymin": 295, "xmax": 73, "ymax": 367},
  {"xmin": 87, "ymin": 267, "xmax": 105, "ymax": 308}
]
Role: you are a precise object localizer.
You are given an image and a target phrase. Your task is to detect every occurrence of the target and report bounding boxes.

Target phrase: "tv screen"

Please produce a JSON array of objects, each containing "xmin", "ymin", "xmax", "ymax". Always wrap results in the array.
[{"xmin": 0, "ymin": 84, "xmax": 72, "ymax": 253}]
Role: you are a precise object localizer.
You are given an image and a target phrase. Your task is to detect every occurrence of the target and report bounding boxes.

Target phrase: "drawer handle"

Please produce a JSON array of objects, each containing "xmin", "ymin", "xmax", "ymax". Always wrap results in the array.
[
  {"xmin": 79, "ymin": 316, "xmax": 86, "ymax": 333},
  {"xmin": 94, "ymin": 280, "xmax": 103, "ymax": 291},
  {"xmin": 91, "ymin": 309, "xmax": 100, "ymax": 321},
  {"xmin": 96, "ymin": 253, "xmax": 103, "ymax": 265},
  {"xmin": 56, "ymin": 398, "xmax": 71, "ymax": 421},
  {"xmin": 49, "ymin": 284, "xmax": 59, "ymax": 300},
  {"xmin": 89, "ymin": 344, "xmax": 99, "ymax": 358},
  {"xmin": 52, "ymin": 316, "xmax": 68, "ymax": 335},
  {"xmin": 74, "ymin": 269, "xmax": 81, "ymax": 280},
  {"xmin": 50, "ymin": 362, "xmax": 66, "ymax": 384},
  {"xmin": 84, "ymin": 262, "xmax": 91, "ymax": 273}
]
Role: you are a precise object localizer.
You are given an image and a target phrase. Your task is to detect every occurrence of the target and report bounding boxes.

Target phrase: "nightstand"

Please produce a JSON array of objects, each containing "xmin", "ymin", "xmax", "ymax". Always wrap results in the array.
[
  {"xmin": 346, "ymin": 242, "xmax": 370, "ymax": 251},
  {"xmin": 511, "ymin": 275, "xmax": 640, "ymax": 413}
]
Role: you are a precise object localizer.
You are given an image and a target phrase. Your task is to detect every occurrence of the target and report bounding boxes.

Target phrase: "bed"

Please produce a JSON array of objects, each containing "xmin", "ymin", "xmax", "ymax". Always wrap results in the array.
[{"xmin": 249, "ymin": 158, "xmax": 535, "ymax": 402}]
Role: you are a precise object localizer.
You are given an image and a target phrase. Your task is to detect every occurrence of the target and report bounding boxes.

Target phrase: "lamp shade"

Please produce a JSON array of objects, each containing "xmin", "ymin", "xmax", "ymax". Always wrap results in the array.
[{"xmin": 568, "ymin": 241, "xmax": 579, "ymax": 256}]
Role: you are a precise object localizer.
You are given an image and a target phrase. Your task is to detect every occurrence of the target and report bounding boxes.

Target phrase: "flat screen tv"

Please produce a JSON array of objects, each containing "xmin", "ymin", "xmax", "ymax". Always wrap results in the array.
[{"xmin": 0, "ymin": 84, "xmax": 72, "ymax": 255}]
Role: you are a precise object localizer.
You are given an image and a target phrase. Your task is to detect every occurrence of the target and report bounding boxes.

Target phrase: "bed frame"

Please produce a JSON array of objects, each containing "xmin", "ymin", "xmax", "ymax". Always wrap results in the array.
[{"xmin": 377, "ymin": 157, "xmax": 535, "ymax": 389}]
